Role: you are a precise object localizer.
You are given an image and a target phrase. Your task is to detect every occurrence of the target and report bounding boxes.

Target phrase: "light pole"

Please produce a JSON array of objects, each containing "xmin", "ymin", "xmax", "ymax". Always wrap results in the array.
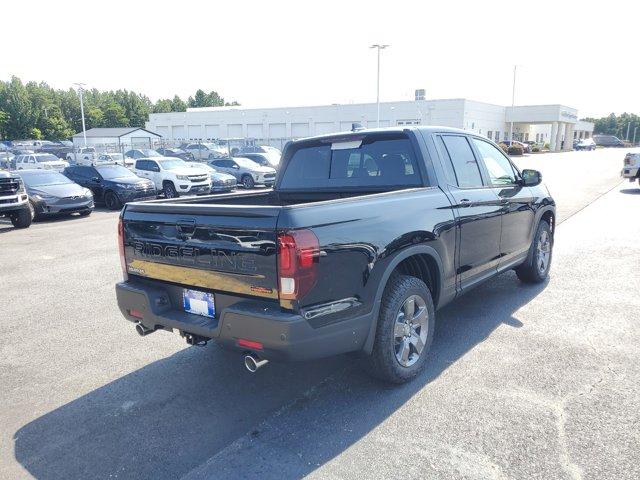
[
  {"xmin": 509, "ymin": 65, "xmax": 518, "ymax": 143},
  {"xmin": 74, "ymin": 82, "xmax": 87, "ymax": 147},
  {"xmin": 370, "ymin": 44, "xmax": 389, "ymax": 126},
  {"xmin": 633, "ymin": 126, "xmax": 638, "ymax": 145}
]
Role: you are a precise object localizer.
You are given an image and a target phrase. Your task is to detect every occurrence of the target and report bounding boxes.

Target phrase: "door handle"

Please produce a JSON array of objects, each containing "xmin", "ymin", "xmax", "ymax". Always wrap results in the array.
[
  {"xmin": 499, "ymin": 198, "xmax": 509, "ymax": 205},
  {"xmin": 458, "ymin": 198, "xmax": 471, "ymax": 207}
]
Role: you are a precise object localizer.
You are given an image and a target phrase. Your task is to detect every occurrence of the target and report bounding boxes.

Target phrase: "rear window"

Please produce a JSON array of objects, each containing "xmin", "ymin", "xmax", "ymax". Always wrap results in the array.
[{"xmin": 279, "ymin": 135, "xmax": 422, "ymax": 190}]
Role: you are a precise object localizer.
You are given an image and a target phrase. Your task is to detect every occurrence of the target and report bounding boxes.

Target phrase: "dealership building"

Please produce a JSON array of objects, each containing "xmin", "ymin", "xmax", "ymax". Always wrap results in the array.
[{"xmin": 146, "ymin": 94, "xmax": 594, "ymax": 152}]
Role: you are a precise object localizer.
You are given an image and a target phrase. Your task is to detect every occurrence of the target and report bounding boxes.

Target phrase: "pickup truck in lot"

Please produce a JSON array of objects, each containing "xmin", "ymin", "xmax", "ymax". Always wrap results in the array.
[
  {"xmin": 0, "ymin": 170, "xmax": 32, "ymax": 228},
  {"xmin": 622, "ymin": 152, "xmax": 640, "ymax": 186},
  {"xmin": 116, "ymin": 127, "xmax": 556, "ymax": 383}
]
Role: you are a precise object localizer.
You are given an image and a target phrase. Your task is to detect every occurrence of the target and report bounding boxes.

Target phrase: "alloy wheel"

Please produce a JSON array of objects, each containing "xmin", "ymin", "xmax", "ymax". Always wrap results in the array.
[
  {"xmin": 394, "ymin": 295, "xmax": 428, "ymax": 367},
  {"xmin": 536, "ymin": 230, "xmax": 551, "ymax": 274}
]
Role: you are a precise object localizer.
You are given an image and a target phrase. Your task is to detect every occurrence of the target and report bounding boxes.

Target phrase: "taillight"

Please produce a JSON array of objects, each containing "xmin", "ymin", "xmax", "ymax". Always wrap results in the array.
[
  {"xmin": 277, "ymin": 229, "xmax": 319, "ymax": 301},
  {"xmin": 118, "ymin": 217, "xmax": 128, "ymax": 281}
]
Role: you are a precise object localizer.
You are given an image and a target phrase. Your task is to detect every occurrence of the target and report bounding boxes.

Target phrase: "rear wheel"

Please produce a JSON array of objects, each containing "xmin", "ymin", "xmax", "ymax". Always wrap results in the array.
[
  {"xmin": 241, "ymin": 175, "xmax": 255, "ymax": 189},
  {"xmin": 10, "ymin": 207, "xmax": 32, "ymax": 229},
  {"xmin": 362, "ymin": 275, "xmax": 435, "ymax": 384},
  {"xmin": 516, "ymin": 220, "xmax": 552, "ymax": 283},
  {"xmin": 163, "ymin": 182, "xmax": 178, "ymax": 199},
  {"xmin": 104, "ymin": 191, "xmax": 121, "ymax": 210}
]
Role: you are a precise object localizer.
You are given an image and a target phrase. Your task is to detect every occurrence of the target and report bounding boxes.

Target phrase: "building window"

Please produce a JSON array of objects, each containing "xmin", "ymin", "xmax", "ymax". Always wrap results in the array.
[
  {"xmin": 495, "ymin": 131, "xmax": 500, "ymax": 142},
  {"xmin": 396, "ymin": 119, "xmax": 421, "ymax": 126},
  {"xmin": 487, "ymin": 131, "xmax": 493, "ymax": 140}
]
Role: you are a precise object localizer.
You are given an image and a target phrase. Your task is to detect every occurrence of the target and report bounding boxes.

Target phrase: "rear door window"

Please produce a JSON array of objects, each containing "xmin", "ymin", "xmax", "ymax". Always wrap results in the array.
[
  {"xmin": 439, "ymin": 135, "xmax": 484, "ymax": 188},
  {"xmin": 279, "ymin": 135, "xmax": 422, "ymax": 190}
]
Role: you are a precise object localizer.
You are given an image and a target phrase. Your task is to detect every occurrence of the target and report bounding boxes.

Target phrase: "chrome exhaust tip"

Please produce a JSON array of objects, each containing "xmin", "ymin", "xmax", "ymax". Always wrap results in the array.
[
  {"xmin": 135, "ymin": 323, "xmax": 155, "ymax": 336},
  {"xmin": 244, "ymin": 353, "xmax": 269, "ymax": 372}
]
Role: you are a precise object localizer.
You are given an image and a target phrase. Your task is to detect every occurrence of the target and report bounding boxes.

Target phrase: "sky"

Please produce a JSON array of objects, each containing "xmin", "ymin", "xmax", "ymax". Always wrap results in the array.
[{"xmin": 2, "ymin": 0, "xmax": 638, "ymax": 118}]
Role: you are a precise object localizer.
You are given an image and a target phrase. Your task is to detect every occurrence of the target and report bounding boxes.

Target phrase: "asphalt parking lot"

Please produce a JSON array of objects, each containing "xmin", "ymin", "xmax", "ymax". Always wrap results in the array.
[{"xmin": 1, "ymin": 148, "xmax": 639, "ymax": 479}]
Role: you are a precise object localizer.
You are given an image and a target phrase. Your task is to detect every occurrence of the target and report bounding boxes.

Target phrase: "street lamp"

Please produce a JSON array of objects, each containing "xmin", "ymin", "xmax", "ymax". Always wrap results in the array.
[
  {"xmin": 509, "ymin": 65, "xmax": 519, "ymax": 143},
  {"xmin": 74, "ymin": 82, "xmax": 87, "ymax": 147},
  {"xmin": 370, "ymin": 44, "xmax": 389, "ymax": 126}
]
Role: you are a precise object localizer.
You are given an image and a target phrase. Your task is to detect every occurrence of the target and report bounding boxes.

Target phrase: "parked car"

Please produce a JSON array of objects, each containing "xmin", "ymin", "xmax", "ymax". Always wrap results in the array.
[
  {"xmin": 157, "ymin": 147, "xmax": 194, "ymax": 161},
  {"xmin": 132, "ymin": 157, "xmax": 211, "ymax": 198},
  {"xmin": 115, "ymin": 126, "xmax": 555, "ymax": 383},
  {"xmin": 40, "ymin": 141, "xmax": 74, "ymax": 158},
  {"xmin": 574, "ymin": 138, "xmax": 596, "ymax": 151},
  {"xmin": 183, "ymin": 143, "xmax": 228, "ymax": 161},
  {"xmin": 94, "ymin": 153, "xmax": 133, "ymax": 167},
  {"xmin": 124, "ymin": 149, "xmax": 162, "ymax": 160},
  {"xmin": 185, "ymin": 162, "xmax": 237, "ymax": 193},
  {"xmin": 621, "ymin": 152, "xmax": 640, "ymax": 187},
  {"xmin": 593, "ymin": 134, "xmax": 625, "ymax": 147},
  {"xmin": 500, "ymin": 140, "xmax": 531, "ymax": 153},
  {"xmin": 208, "ymin": 157, "xmax": 276, "ymax": 188},
  {"xmin": 64, "ymin": 164, "xmax": 157, "ymax": 210},
  {"xmin": 18, "ymin": 169, "xmax": 94, "ymax": 219},
  {"xmin": 238, "ymin": 152, "xmax": 280, "ymax": 169},
  {"xmin": 66, "ymin": 147, "xmax": 97, "ymax": 164},
  {"xmin": 0, "ymin": 145, "xmax": 15, "ymax": 170},
  {"xmin": 15, "ymin": 153, "xmax": 69, "ymax": 172},
  {"xmin": 0, "ymin": 170, "xmax": 32, "ymax": 228}
]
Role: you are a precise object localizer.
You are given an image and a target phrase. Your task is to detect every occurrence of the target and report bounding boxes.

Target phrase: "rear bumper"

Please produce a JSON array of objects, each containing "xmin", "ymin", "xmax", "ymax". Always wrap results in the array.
[
  {"xmin": 621, "ymin": 167, "xmax": 639, "ymax": 179},
  {"xmin": 115, "ymin": 280, "xmax": 371, "ymax": 362}
]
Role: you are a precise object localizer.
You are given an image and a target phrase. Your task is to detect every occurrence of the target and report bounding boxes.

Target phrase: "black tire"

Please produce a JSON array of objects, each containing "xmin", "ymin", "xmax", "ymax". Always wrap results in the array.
[
  {"xmin": 163, "ymin": 181, "xmax": 179, "ymax": 199},
  {"xmin": 362, "ymin": 275, "xmax": 435, "ymax": 384},
  {"xmin": 104, "ymin": 191, "xmax": 121, "ymax": 210},
  {"xmin": 515, "ymin": 220, "xmax": 553, "ymax": 283},
  {"xmin": 10, "ymin": 207, "xmax": 32, "ymax": 229},
  {"xmin": 241, "ymin": 175, "xmax": 255, "ymax": 189},
  {"xmin": 28, "ymin": 201, "xmax": 37, "ymax": 221},
  {"xmin": 78, "ymin": 209, "xmax": 92, "ymax": 217}
]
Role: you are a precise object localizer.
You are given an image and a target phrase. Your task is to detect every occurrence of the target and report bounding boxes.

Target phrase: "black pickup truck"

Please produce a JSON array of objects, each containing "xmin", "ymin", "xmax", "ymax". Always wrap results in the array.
[{"xmin": 116, "ymin": 127, "xmax": 555, "ymax": 383}]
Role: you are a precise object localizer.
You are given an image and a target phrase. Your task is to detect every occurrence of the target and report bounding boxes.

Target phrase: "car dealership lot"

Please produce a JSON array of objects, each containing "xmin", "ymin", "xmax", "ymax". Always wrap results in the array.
[{"xmin": 1, "ymin": 148, "xmax": 638, "ymax": 479}]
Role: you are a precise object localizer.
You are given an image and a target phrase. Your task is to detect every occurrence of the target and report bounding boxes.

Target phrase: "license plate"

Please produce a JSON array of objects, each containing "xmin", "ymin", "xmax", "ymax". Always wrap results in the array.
[{"xmin": 183, "ymin": 289, "xmax": 215, "ymax": 318}]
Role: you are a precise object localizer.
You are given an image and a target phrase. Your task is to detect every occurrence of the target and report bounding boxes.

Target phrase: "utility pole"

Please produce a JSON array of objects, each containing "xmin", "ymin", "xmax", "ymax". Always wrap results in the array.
[
  {"xmin": 370, "ymin": 44, "xmax": 389, "ymax": 126},
  {"xmin": 626, "ymin": 121, "xmax": 631, "ymax": 141},
  {"xmin": 633, "ymin": 126, "xmax": 638, "ymax": 145},
  {"xmin": 74, "ymin": 83, "xmax": 87, "ymax": 147},
  {"xmin": 509, "ymin": 65, "xmax": 517, "ymax": 143}
]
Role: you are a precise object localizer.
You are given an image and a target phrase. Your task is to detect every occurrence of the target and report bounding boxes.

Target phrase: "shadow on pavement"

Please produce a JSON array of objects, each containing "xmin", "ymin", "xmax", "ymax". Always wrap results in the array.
[
  {"xmin": 620, "ymin": 188, "xmax": 640, "ymax": 195},
  {"xmin": 14, "ymin": 271, "xmax": 546, "ymax": 480}
]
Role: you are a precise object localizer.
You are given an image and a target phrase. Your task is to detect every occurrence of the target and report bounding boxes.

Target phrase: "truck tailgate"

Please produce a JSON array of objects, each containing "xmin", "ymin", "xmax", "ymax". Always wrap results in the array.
[{"xmin": 121, "ymin": 203, "xmax": 281, "ymax": 300}]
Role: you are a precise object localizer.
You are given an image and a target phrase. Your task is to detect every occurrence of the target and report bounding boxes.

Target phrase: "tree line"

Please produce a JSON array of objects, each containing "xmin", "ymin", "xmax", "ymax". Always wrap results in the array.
[
  {"xmin": 583, "ymin": 112, "xmax": 640, "ymax": 141},
  {"xmin": 0, "ymin": 76, "xmax": 238, "ymax": 141}
]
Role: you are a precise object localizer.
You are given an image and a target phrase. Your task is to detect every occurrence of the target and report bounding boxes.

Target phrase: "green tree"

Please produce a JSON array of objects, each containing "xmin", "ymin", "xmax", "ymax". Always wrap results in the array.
[
  {"xmin": 153, "ymin": 99, "xmax": 174, "ymax": 113},
  {"xmin": 171, "ymin": 95, "xmax": 187, "ymax": 112},
  {"xmin": 102, "ymin": 102, "xmax": 129, "ymax": 128},
  {"xmin": 0, "ymin": 77, "xmax": 32, "ymax": 139},
  {"xmin": 29, "ymin": 127, "xmax": 43, "ymax": 140},
  {"xmin": 0, "ymin": 110, "xmax": 8, "ymax": 139}
]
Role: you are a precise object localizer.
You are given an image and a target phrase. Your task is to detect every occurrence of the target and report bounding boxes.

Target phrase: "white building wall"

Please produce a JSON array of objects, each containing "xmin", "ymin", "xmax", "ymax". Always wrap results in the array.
[{"xmin": 146, "ymin": 99, "xmax": 593, "ymax": 148}]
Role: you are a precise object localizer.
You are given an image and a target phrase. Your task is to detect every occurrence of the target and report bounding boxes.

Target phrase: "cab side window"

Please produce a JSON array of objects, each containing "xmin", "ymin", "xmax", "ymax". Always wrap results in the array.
[
  {"xmin": 438, "ymin": 135, "xmax": 484, "ymax": 188},
  {"xmin": 135, "ymin": 160, "xmax": 147, "ymax": 171},
  {"xmin": 472, "ymin": 138, "xmax": 517, "ymax": 186}
]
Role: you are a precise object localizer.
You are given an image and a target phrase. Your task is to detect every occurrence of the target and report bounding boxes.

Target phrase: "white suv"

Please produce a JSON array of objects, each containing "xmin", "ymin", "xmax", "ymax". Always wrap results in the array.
[
  {"xmin": 16, "ymin": 153, "xmax": 69, "ymax": 172},
  {"xmin": 133, "ymin": 157, "xmax": 211, "ymax": 198},
  {"xmin": 622, "ymin": 152, "xmax": 640, "ymax": 187}
]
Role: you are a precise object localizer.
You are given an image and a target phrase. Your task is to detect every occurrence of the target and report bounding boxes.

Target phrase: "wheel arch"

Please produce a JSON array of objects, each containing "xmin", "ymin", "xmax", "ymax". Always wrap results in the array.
[{"xmin": 363, "ymin": 245, "xmax": 444, "ymax": 354}]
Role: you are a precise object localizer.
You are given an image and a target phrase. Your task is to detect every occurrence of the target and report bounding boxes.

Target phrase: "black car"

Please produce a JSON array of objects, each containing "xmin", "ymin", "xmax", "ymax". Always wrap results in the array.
[
  {"xmin": 18, "ymin": 169, "xmax": 94, "ymax": 220},
  {"xmin": 593, "ymin": 135, "xmax": 625, "ymax": 147},
  {"xmin": 64, "ymin": 164, "xmax": 157, "ymax": 210},
  {"xmin": 40, "ymin": 141, "xmax": 74, "ymax": 159},
  {"xmin": 116, "ymin": 126, "xmax": 555, "ymax": 384},
  {"xmin": 156, "ymin": 147, "xmax": 194, "ymax": 161}
]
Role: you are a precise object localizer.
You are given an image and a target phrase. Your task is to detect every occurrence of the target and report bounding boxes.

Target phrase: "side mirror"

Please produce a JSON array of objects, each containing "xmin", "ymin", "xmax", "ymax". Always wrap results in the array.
[
  {"xmin": 521, "ymin": 169, "xmax": 541, "ymax": 187},
  {"xmin": 233, "ymin": 164, "xmax": 239, "ymax": 169},
  {"xmin": 91, "ymin": 176, "xmax": 100, "ymax": 183}
]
